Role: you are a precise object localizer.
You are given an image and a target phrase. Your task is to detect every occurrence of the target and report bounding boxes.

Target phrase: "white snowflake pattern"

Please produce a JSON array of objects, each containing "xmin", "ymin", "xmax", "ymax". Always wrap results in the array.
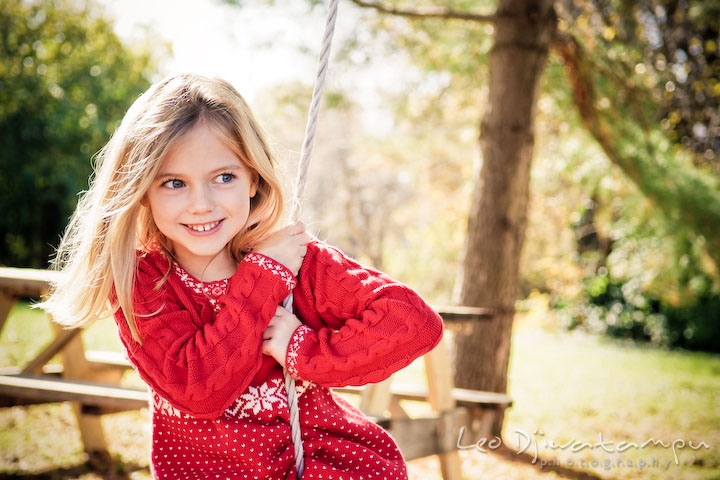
[
  {"xmin": 222, "ymin": 378, "xmax": 315, "ymax": 421},
  {"xmin": 154, "ymin": 393, "xmax": 187, "ymax": 419},
  {"xmin": 286, "ymin": 325, "xmax": 312, "ymax": 379},
  {"xmin": 243, "ymin": 253, "xmax": 296, "ymax": 290},
  {"xmin": 173, "ymin": 264, "xmax": 228, "ymax": 313},
  {"xmin": 224, "ymin": 378, "xmax": 287, "ymax": 419},
  {"xmin": 294, "ymin": 379, "xmax": 314, "ymax": 397}
]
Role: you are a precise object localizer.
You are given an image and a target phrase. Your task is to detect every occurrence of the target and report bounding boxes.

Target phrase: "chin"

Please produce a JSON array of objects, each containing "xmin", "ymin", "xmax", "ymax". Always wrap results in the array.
[
  {"xmin": 194, "ymin": 248, "xmax": 226, "ymax": 259},
  {"xmin": 179, "ymin": 243, "xmax": 225, "ymax": 258}
]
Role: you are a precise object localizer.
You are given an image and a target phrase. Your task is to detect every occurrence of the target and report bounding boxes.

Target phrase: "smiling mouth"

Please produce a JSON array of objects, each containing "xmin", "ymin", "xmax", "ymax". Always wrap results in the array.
[{"xmin": 185, "ymin": 220, "xmax": 222, "ymax": 232}]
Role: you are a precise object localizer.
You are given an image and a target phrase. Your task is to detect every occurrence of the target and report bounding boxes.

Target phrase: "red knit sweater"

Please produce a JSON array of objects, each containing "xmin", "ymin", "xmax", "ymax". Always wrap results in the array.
[{"xmin": 113, "ymin": 240, "xmax": 443, "ymax": 479}]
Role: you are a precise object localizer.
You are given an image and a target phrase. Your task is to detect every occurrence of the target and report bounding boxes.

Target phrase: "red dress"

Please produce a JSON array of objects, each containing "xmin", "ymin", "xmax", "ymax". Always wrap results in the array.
[{"xmin": 113, "ymin": 240, "xmax": 444, "ymax": 479}]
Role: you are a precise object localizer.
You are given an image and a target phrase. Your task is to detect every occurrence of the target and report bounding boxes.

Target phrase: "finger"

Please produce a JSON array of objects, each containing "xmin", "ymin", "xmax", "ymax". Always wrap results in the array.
[
  {"xmin": 263, "ymin": 324, "xmax": 274, "ymax": 339},
  {"xmin": 288, "ymin": 221, "xmax": 305, "ymax": 235},
  {"xmin": 298, "ymin": 232, "xmax": 312, "ymax": 245}
]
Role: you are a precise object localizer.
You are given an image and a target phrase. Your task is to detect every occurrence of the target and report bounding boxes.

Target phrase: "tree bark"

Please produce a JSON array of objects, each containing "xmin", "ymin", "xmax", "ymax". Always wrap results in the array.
[{"xmin": 453, "ymin": 0, "xmax": 556, "ymax": 436}]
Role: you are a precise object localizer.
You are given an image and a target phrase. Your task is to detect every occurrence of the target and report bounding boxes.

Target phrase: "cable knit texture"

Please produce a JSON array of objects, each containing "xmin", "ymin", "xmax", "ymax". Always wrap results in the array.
[{"xmin": 113, "ymin": 240, "xmax": 443, "ymax": 479}]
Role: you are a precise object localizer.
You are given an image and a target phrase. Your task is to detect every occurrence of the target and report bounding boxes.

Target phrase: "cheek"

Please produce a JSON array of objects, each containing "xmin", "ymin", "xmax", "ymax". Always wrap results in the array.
[
  {"xmin": 221, "ymin": 188, "xmax": 253, "ymax": 209},
  {"xmin": 146, "ymin": 194, "xmax": 175, "ymax": 225}
]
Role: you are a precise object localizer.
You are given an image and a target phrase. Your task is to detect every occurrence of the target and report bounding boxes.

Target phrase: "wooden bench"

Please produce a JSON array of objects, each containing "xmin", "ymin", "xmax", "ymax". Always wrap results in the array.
[
  {"xmin": 0, "ymin": 266, "xmax": 511, "ymax": 480},
  {"xmin": 335, "ymin": 383, "xmax": 511, "ymax": 461},
  {"xmin": 0, "ymin": 374, "xmax": 148, "ymax": 413}
]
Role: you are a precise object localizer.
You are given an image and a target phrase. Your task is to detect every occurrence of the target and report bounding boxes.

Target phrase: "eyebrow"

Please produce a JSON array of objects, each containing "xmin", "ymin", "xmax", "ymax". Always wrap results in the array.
[{"xmin": 156, "ymin": 164, "xmax": 243, "ymax": 179}]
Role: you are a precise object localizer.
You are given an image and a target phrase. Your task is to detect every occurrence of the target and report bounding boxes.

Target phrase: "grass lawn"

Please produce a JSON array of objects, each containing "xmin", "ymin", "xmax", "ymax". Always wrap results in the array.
[{"xmin": 1, "ymin": 301, "xmax": 718, "ymax": 479}]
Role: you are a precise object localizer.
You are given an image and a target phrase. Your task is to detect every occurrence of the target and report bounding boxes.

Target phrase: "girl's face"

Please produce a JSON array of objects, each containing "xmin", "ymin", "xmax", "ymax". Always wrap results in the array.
[{"xmin": 145, "ymin": 121, "xmax": 257, "ymax": 277}]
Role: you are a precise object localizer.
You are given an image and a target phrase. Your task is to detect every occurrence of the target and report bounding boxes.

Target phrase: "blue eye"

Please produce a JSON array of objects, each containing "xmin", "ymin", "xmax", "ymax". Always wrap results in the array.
[
  {"xmin": 162, "ymin": 179, "xmax": 185, "ymax": 189},
  {"xmin": 216, "ymin": 173, "xmax": 235, "ymax": 184}
]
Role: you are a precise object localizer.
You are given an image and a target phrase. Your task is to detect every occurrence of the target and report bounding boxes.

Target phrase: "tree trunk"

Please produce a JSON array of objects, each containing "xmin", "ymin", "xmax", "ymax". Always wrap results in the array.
[{"xmin": 453, "ymin": 0, "xmax": 556, "ymax": 437}]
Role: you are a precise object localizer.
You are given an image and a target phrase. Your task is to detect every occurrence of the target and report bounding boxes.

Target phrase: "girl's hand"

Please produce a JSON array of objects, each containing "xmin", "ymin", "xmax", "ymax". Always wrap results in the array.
[
  {"xmin": 254, "ymin": 222, "xmax": 311, "ymax": 276},
  {"xmin": 262, "ymin": 306, "xmax": 302, "ymax": 368}
]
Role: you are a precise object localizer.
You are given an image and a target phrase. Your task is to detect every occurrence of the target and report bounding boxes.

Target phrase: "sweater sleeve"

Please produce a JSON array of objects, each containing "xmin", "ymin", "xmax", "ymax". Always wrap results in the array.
[
  {"xmin": 113, "ymin": 252, "xmax": 294, "ymax": 419},
  {"xmin": 285, "ymin": 241, "xmax": 444, "ymax": 387}
]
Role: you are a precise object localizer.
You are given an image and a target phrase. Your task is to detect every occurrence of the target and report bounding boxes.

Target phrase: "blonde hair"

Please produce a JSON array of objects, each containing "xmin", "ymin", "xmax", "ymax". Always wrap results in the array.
[{"xmin": 39, "ymin": 73, "xmax": 284, "ymax": 342}]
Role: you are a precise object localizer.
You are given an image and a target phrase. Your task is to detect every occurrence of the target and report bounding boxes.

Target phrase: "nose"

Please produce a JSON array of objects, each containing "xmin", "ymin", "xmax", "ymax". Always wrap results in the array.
[{"xmin": 188, "ymin": 184, "xmax": 215, "ymax": 214}]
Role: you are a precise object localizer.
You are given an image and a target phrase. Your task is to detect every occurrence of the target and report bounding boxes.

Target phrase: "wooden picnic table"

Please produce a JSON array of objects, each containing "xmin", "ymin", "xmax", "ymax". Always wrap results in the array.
[{"xmin": 0, "ymin": 266, "xmax": 508, "ymax": 480}]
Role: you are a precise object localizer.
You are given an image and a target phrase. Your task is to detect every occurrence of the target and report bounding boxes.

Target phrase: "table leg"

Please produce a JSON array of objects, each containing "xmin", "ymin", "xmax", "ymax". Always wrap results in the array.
[
  {"xmin": 52, "ymin": 323, "xmax": 110, "ymax": 455},
  {"xmin": 425, "ymin": 338, "xmax": 464, "ymax": 480},
  {"xmin": 359, "ymin": 375, "xmax": 393, "ymax": 418},
  {"xmin": 0, "ymin": 294, "xmax": 16, "ymax": 334}
]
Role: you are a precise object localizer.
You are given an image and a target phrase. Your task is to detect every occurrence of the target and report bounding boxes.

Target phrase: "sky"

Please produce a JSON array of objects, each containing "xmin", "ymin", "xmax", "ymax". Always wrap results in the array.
[
  {"xmin": 98, "ymin": 0, "xmax": 329, "ymax": 101},
  {"xmin": 96, "ymin": 0, "xmax": 414, "ymax": 135}
]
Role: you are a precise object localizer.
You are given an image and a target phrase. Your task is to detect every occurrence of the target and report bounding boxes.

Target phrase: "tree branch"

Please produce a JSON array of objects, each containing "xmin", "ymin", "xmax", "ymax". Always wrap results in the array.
[
  {"xmin": 349, "ymin": 0, "xmax": 497, "ymax": 23},
  {"xmin": 556, "ymin": 35, "xmax": 720, "ymax": 270}
]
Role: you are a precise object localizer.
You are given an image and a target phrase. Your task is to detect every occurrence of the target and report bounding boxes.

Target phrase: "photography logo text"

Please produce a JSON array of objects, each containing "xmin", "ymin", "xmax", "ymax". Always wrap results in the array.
[{"xmin": 456, "ymin": 427, "xmax": 711, "ymax": 470}]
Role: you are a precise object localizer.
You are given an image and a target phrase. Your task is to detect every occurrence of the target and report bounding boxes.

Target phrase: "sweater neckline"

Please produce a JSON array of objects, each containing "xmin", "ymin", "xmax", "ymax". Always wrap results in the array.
[{"xmin": 172, "ymin": 262, "xmax": 230, "ymax": 299}]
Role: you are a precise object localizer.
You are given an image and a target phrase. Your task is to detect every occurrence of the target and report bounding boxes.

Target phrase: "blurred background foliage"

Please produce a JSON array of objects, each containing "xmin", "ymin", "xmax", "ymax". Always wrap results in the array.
[
  {"xmin": 1, "ymin": 0, "xmax": 718, "ymax": 351},
  {"xmin": 550, "ymin": 0, "xmax": 720, "ymax": 351},
  {"xmin": 0, "ymin": 0, "xmax": 160, "ymax": 267},
  {"xmin": 272, "ymin": 0, "xmax": 720, "ymax": 352}
]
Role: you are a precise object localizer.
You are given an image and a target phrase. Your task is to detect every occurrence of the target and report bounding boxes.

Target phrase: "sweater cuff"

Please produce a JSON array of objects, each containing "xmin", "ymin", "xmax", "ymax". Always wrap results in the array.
[
  {"xmin": 286, "ymin": 325, "xmax": 313, "ymax": 379},
  {"xmin": 241, "ymin": 252, "xmax": 297, "ymax": 291}
]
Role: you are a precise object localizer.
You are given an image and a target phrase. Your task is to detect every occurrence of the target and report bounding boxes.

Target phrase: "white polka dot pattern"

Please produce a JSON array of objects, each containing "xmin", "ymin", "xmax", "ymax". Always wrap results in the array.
[
  {"xmin": 135, "ymin": 245, "xmax": 415, "ymax": 479},
  {"xmin": 149, "ymin": 377, "xmax": 407, "ymax": 479}
]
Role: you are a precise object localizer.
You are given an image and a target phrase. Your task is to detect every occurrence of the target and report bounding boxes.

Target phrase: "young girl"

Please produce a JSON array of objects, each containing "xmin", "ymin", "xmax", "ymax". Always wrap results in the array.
[{"xmin": 41, "ymin": 73, "xmax": 443, "ymax": 480}]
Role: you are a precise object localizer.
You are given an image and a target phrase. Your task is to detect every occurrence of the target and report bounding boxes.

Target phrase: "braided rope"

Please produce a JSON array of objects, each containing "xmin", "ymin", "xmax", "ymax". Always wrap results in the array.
[
  {"xmin": 281, "ymin": 295, "xmax": 304, "ymax": 477},
  {"xmin": 288, "ymin": 0, "xmax": 340, "ymax": 223},
  {"xmin": 283, "ymin": 0, "xmax": 339, "ymax": 478}
]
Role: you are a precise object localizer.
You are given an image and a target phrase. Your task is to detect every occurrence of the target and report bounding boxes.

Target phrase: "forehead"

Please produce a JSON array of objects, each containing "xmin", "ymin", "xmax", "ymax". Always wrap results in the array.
[{"xmin": 159, "ymin": 121, "xmax": 242, "ymax": 174}]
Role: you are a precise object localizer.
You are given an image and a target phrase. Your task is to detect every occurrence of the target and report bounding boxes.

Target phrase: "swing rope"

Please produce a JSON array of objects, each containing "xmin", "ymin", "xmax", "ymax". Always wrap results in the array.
[{"xmin": 282, "ymin": 0, "xmax": 340, "ymax": 477}]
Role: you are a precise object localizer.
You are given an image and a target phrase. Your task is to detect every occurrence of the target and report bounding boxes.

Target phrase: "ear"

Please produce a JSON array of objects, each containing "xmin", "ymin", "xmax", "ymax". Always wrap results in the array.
[
  {"xmin": 249, "ymin": 173, "xmax": 259, "ymax": 199},
  {"xmin": 140, "ymin": 194, "xmax": 149, "ymax": 207}
]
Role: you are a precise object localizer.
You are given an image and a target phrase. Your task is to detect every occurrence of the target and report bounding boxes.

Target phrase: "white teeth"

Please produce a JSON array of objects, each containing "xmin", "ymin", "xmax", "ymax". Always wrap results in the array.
[{"xmin": 187, "ymin": 221, "xmax": 220, "ymax": 232}]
